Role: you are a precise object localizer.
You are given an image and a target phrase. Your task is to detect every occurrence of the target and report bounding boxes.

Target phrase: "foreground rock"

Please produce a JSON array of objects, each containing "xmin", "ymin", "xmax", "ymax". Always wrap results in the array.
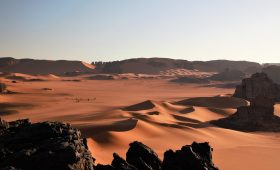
[
  {"xmin": 0, "ymin": 119, "xmax": 94, "ymax": 170},
  {"xmin": 96, "ymin": 141, "xmax": 218, "ymax": 170},
  {"xmin": 233, "ymin": 72, "xmax": 280, "ymax": 101},
  {"xmin": 162, "ymin": 142, "xmax": 218, "ymax": 170},
  {"xmin": 212, "ymin": 96, "xmax": 280, "ymax": 131},
  {"xmin": 0, "ymin": 119, "xmax": 218, "ymax": 170}
]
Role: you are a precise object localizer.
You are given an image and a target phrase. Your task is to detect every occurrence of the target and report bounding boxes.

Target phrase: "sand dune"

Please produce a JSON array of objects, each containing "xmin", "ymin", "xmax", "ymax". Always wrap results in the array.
[{"xmin": 1, "ymin": 78, "xmax": 280, "ymax": 170}]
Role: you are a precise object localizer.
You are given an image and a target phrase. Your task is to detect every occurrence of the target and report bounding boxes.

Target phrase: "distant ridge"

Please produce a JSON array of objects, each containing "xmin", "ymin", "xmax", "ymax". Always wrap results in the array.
[
  {"xmin": 0, "ymin": 57, "xmax": 95, "ymax": 75},
  {"xmin": 0, "ymin": 57, "xmax": 263, "ymax": 75},
  {"xmin": 92, "ymin": 58, "xmax": 262, "ymax": 74}
]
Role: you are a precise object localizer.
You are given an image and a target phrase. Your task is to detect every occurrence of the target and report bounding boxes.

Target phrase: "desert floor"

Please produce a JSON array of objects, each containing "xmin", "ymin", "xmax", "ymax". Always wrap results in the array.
[{"xmin": 1, "ymin": 78, "xmax": 280, "ymax": 170}]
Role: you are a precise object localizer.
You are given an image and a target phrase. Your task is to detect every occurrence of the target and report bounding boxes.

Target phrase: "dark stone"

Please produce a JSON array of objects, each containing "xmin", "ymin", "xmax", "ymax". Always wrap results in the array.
[
  {"xmin": 126, "ymin": 141, "xmax": 161, "ymax": 170},
  {"xmin": 212, "ymin": 96, "xmax": 280, "ymax": 131},
  {"xmin": 0, "ymin": 119, "xmax": 94, "ymax": 170},
  {"xmin": 112, "ymin": 153, "xmax": 136, "ymax": 170},
  {"xmin": 233, "ymin": 72, "xmax": 280, "ymax": 101},
  {"xmin": 162, "ymin": 142, "xmax": 218, "ymax": 170}
]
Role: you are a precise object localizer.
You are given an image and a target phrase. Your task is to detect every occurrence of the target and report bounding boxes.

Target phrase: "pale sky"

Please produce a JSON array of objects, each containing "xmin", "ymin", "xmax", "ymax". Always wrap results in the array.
[{"xmin": 1, "ymin": 0, "xmax": 280, "ymax": 63}]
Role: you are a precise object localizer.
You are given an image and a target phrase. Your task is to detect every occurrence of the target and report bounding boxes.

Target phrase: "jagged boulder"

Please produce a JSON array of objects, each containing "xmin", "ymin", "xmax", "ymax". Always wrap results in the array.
[
  {"xmin": 0, "ymin": 119, "xmax": 94, "ymax": 170},
  {"xmin": 95, "ymin": 153, "xmax": 137, "ymax": 170},
  {"xmin": 212, "ymin": 96, "xmax": 280, "ymax": 131},
  {"xmin": 126, "ymin": 141, "xmax": 161, "ymax": 170},
  {"xmin": 0, "ymin": 119, "xmax": 219, "ymax": 170},
  {"xmin": 96, "ymin": 141, "xmax": 218, "ymax": 170},
  {"xmin": 233, "ymin": 72, "xmax": 280, "ymax": 101},
  {"xmin": 162, "ymin": 142, "xmax": 218, "ymax": 170}
]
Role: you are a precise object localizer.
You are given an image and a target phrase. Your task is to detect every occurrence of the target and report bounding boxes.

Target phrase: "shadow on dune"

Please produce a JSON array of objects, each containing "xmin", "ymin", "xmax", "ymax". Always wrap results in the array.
[
  {"xmin": 75, "ymin": 118, "xmax": 138, "ymax": 143},
  {"xmin": 207, "ymin": 107, "xmax": 233, "ymax": 116},
  {"xmin": 172, "ymin": 114, "xmax": 201, "ymax": 123},
  {"xmin": 179, "ymin": 106, "xmax": 195, "ymax": 114},
  {"xmin": 0, "ymin": 103, "xmax": 34, "ymax": 115},
  {"xmin": 174, "ymin": 97, "xmax": 248, "ymax": 109}
]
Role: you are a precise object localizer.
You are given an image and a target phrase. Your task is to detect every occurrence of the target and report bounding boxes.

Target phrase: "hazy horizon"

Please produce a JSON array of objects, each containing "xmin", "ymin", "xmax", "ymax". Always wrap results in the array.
[{"xmin": 1, "ymin": 0, "xmax": 280, "ymax": 63}]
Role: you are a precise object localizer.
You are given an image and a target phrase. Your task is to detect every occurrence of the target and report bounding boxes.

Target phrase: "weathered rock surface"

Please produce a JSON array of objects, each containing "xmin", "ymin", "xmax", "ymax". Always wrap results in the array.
[
  {"xmin": 212, "ymin": 96, "xmax": 280, "ymax": 131},
  {"xmin": 0, "ymin": 119, "xmax": 218, "ymax": 170},
  {"xmin": 162, "ymin": 142, "xmax": 218, "ymax": 170},
  {"xmin": 95, "ymin": 141, "xmax": 218, "ymax": 170},
  {"xmin": 233, "ymin": 72, "xmax": 280, "ymax": 101},
  {"xmin": 126, "ymin": 141, "xmax": 161, "ymax": 170},
  {"xmin": 0, "ymin": 119, "xmax": 94, "ymax": 170}
]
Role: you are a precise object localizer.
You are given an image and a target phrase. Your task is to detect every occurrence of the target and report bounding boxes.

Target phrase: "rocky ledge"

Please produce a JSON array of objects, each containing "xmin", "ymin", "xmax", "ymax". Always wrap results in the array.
[
  {"xmin": 233, "ymin": 72, "xmax": 280, "ymax": 101},
  {"xmin": 0, "ymin": 119, "xmax": 218, "ymax": 170},
  {"xmin": 0, "ymin": 119, "xmax": 94, "ymax": 170},
  {"xmin": 96, "ymin": 141, "xmax": 218, "ymax": 170},
  {"xmin": 211, "ymin": 96, "xmax": 280, "ymax": 131}
]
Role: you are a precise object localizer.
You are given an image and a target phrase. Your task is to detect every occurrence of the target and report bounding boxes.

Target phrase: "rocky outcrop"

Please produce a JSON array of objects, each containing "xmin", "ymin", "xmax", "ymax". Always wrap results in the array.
[
  {"xmin": 211, "ymin": 96, "xmax": 280, "ymax": 131},
  {"xmin": 126, "ymin": 141, "xmax": 161, "ymax": 170},
  {"xmin": 162, "ymin": 142, "xmax": 218, "ymax": 170},
  {"xmin": 233, "ymin": 72, "xmax": 280, "ymax": 101},
  {"xmin": 0, "ymin": 119, "xmax": 94, "ymax": 170},
  {"xmin": 0, "ymin": 119, "xmax": 218, "ymax": 170},
  {"xmin": 95, "ymin": 141, "xmax": 218, "ymax": 170}
]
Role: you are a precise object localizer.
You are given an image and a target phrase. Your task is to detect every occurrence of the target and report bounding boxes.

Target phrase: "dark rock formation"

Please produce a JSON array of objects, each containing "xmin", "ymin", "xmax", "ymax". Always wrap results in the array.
[
  {"xmin": 162, "ymin": 142, "xmax": 218, "ymax": 170},
  {"xmin": 112, "ymin": 153, "xmax": 137, "ymax": 170},
  {"xmin": 0, "ymin": 119, "xmax": 94, "ymax": 170},
  {"xmin": 95, "ymin": 141, "xmax": 218, "ymax": 170},
  {"xmin": 0, "ymin": 119, "xmax": 219, "ymax": 170},
  {"xmin": 212, "ymin": 96, "xmax": 280, "ymax": 131},
  {"xmin": 126, "ymin": 141, "xmax": 161, "ymax": 170},
  {"xmin": 233, "ymin": 72, "xmax": 280, "ymax": 101}
]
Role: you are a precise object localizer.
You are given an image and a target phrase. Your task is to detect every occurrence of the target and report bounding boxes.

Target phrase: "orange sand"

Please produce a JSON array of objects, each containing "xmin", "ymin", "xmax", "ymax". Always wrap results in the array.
[{"xmin": 1, "ymin": 76, "xmax": 280, "ymax": 170}]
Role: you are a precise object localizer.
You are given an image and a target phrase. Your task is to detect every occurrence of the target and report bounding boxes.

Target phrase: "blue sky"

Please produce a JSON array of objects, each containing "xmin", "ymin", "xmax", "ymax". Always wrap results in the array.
[{"xmin": 0, "ymin": 0, "xmax": 280, "ymax": 63}]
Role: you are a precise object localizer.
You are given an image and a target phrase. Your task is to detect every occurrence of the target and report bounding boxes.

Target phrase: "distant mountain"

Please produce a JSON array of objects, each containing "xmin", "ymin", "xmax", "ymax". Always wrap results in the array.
[
  {"xmin": 93, "ymin": 58, "xmax": 194, "ymax": 74},
  {"xmin": 0, "ymin": 57, "xmax": 264, "ymax": 76},
  {"xmin": 192, "ymin": 60, "xmax": 261, "ymax": 73},
  {"xmin": 0, "ymin": 57, "xmax": 95, "ymax": 75},
  {"xmin": 93, "ymin": 58, "xmax": 262, "ymax": 74}
]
